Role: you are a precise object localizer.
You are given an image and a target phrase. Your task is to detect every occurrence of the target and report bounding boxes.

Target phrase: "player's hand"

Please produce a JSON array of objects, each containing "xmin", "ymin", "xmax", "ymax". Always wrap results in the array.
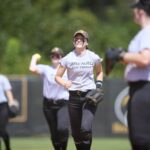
[
  {"xmin": 8, "ymin": 99, "xmax": 19, "ymax": 107},
  {"xmin": 32, "ymin": 53, "xmax": 41, "ymax": 61},
  {"xmin": 8, "ymin": 99, "xmax": 20, "ymax": 118},
  {"xmin": 64, "ymin": 81, "xmax": 72, "ymax": 89}
]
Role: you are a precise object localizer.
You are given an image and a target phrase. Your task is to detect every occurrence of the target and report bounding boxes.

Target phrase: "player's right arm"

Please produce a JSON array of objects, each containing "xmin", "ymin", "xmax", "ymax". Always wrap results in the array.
[
  {"xmin": 3, "ymin": 76, "xmax": 17, "ymax": 107},
  {"xmin": 122, "ymin": 48, "xmax": 150, "ymax": 67},
  {"xmin": 5, "ymin": 90, "xmax": 15, "ymax": 105},
  {"xmin": 55, "ymin": 65, "xmax": 72, "ymax": 89},
  {"xmin": 29, "ymin": 53, "xmax": 41, "ymax": 74}
]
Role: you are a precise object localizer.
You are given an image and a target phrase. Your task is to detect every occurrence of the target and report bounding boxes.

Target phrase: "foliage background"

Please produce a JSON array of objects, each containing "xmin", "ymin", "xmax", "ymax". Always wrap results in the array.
[{"xmin": 0, "ymin": 0, "xmax": 139, "ymax": 77}]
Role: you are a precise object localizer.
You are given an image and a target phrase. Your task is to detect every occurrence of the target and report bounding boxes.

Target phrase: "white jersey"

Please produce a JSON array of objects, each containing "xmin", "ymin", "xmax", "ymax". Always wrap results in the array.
[
  {"xmin": 125, "ymin": 25, "xmax": 150, "ymax": 81},
  {"xmin": 0, "ymin": 74, "xmax": 12, "ymax": 103},
  {"xmin": 37, "ymin": 65, "xmax": 69, "ymax": 100},
  {"xmin": 60, "ymin": 49, "xmax": 102, "ymax": 91}
]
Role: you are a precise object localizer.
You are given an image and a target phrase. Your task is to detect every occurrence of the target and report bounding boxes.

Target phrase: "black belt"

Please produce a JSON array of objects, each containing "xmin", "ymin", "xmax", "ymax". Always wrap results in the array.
[
  {"xmin": 128, "ymin": 80, "xmax": 150, "ymax": 86},
  {"xmin": 69, "ymin": 90, "xmax": 90, "ymax": 97},
  {"xmin": 44, "ymin": 97, "xmax": 68, "ymax": 105},
  {"xmin": 0, "ymin": 102, "xmax": 8, "ymax": 105}
]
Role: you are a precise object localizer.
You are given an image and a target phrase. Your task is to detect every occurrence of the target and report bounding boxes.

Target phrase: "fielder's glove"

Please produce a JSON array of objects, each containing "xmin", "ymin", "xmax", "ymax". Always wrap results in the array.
[
  {"xmin": 105, "ymin": 47, "xmax": 125, "ymax": 75},
  {"xmin": 85, "ymin": 81, "xmax": 104, "ymax": 105},
  {"xmin": 9, "ymin": 99, "xmax": 19, "ymax": 118}
]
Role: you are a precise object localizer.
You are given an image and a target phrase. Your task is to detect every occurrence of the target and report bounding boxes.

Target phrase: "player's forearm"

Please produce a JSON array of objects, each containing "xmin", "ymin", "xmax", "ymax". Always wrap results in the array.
[
  {"xmin": 55, "ymin": 76, "xmax": 66, "ymax": 87},
  {"xmin": 6, "ymin": 90, "xmax": 14, "ymax": 105},
  {"xmin": 123, "ymin": 52, "xmax": 150, "ymax": 67},
  {"xmin": 29, "ymin": 54, "xmax": 41, "ymax": 72},
  {"xmin": 29, "ymin": 57, "xmax": 38, "ymax": 72},
  {"xmin": 96, "ymin": 66, "xmax": 103, "ymax": 81},
  {"xmin": 96, "ymin": 71, "xmax": 103, "ymax": 81},
  {"xmin": 95, "ymin": 63, "xmax": 103, "ymax": 81}
]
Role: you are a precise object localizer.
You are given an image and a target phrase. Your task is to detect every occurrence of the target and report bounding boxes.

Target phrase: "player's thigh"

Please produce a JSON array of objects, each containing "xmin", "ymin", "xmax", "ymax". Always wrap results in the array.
[
  {"xmin": 0, "ymin": 103, "xmax": 9, "ymax": 129},
  {"xmin": 43, "ymin": 107, "xmax": 59, "ymax": 134},
  {"xmin": 81, "ymin": 103, "xmax": 97, "ymax": 131},
  {"xmin": 57, "ymin": 104, "xmax": 69, "ymax": 130},
  {"xmin": 128, "ymin": 83, "xmax": 150, "ymax": 144}
]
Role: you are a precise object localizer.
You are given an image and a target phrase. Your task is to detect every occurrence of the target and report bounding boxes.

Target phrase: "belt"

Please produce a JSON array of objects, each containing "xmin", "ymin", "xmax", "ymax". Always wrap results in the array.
[
  {"xmin": 0, "ymin": 102, "xmax": 8, "ymax": 105},
  {"xmin": 128, "ymin": 80, "xmax": 150, "ymax": 86},
  {"xmin": 44, "ymin": 97, "xmax": 68, "ymax": 105},
  {"xmin": 69, "ymin": 90, "xmax": 90, "ymax": 97}
]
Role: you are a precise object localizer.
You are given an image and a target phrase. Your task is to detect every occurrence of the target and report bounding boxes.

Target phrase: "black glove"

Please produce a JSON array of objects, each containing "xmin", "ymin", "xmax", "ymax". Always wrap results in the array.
[
  {"xmin": 85, "ymin": 81, "xmax": 104, "ymax": 105},
  {"xmin": 8, "ymin": 100, "xmax": 19, "ymax": 118},
  {"xmin": 105, "ymin": 47, "xmax": 125, "ymax": 75}
]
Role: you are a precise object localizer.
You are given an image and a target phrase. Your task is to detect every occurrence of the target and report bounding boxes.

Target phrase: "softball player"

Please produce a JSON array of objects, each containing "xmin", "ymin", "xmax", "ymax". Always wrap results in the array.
[
  {"xmin": 55, "ymin": 30, "xmax": 103, "ymax": 150},
  {"xmin": 117, "ymin": 0, "xmax": 150, "ymax": 149},
  {"xmin": 0, "ymin": 74, "xmax": 16, "ymax": 150},
  {"xmin": 29, "ymin": 47, "xmax": 69, "ymax": 150}
]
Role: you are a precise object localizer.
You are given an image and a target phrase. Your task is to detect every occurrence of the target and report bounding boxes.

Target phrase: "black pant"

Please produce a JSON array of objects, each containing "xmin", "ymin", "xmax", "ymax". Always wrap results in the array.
[
  {"xmin": 0, "ymin": 102, "xmax": 11, "ymax": 150},
  {"xmin": 43, "ymin": 98, "xmax": 69, "ymax": 150},
  {"xmin": 128, "ymin": 81, "xmax": 150, "ymax": 150},
  {"xmin": 68, "ymin": 91, "xmax": 97, "ymax": 150}
]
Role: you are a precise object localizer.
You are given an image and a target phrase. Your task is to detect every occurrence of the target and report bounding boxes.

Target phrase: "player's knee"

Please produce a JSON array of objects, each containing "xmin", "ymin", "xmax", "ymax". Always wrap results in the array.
[
  {"xmin": 132, "ymin": 136, "xmax": 150, "ymax": 150},
  {"xmin": 134, "ymin": 145, "xmax": 149, "ymax": 150},
  {"xmin": 72, "ymin": 133, "xmax": 81, "ymax": 143},
  {"xmin": 81, "ymin": 131, "xmax": 92, "ymax": 141}
]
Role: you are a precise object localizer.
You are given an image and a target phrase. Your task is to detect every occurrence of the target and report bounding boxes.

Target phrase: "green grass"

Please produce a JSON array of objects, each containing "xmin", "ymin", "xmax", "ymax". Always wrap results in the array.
[{"xmin": 1, "ymin": 136, "xmax": 131, "ymax": 150}]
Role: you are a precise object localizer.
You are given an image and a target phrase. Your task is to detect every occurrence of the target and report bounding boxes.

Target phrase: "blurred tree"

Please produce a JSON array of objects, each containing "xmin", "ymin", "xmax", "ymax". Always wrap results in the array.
[
  {"xmin": 3, "ymin": 38, "xmax": 21, "ymax": 73},
  {"xmin": 0, "ymin": 0, "xmax": 138, "ymax": 77}
]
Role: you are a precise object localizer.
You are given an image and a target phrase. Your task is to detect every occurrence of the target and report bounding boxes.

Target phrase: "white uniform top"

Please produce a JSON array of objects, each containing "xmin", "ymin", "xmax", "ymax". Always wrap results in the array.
[
  {"xmin": 0, "ymin": 74, "xmax": 12, "ymax": 103},
  {"xmin": 60, "ymin": 49, "xmax": 102, "ymax": 91},
  {"xmin": 37, "ymin": 65, "xmax": 69, "ymax": 100},
  {"xmin": 125, "ymin": 25, "xmax": 150, "ymax": 82}
]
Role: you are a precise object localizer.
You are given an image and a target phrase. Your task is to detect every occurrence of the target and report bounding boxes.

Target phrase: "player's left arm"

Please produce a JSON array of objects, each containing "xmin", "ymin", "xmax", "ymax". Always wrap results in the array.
[
  {"xmin": 85, "ymin": 62, "xmax": 104, "ymax": 105},
  {"xmin": 95, "ymin": 62, "xmax": 103, "ymax": 81},
  {"xmin": 123, "ymin": 48, "xmax": 150, "ymax": 67}
]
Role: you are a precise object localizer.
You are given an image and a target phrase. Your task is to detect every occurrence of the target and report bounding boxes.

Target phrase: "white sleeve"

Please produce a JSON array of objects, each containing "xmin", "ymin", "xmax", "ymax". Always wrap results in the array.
[
  {"xmin": 92, "ymin": 52, "xmax": 103, "ymax": 65},
  {"xmin": 37, "ymin": 64, "xmax": 46, "ymax": 74},
  {"xmin": 139, "ymin": 30, "xmax": 150, "ymax": 50},
  {"xmin": 60, "ymin": 56, "xmax": 68, "ymax": 68}
]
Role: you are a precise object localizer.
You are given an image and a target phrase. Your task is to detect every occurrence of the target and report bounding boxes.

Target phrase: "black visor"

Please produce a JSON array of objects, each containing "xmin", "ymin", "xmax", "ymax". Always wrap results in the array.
[
  {"xmin": 131, "ymin": 1, "xmax": 143, "ymax": 8},
  {"xmin": 130, "ymin": 0, "xmax": 150, "ymax": 9}
]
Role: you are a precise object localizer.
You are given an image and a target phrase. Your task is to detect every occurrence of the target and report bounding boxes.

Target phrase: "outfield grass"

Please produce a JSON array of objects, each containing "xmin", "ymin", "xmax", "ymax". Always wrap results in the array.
[{"xmin": 1, "ymin": 136, "xmax": 131, "ymax": 150}]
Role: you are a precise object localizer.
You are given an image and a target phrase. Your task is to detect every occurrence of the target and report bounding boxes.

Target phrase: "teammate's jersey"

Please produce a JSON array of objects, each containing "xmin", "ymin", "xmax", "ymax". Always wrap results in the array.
[
  {"xmin": 37, "ymin": 65, "xmax": 69, "ymax": 100},
  {"xmin": 0, "ymin": 74, "xmax": 12, "ymax": 103},
  {"xmin": 125, "ymin": 25, "xmax": 150, "ymax": 81},
  {"xmin": 60, "ymin": 49, "xmax": 102, "ymax": 91}
]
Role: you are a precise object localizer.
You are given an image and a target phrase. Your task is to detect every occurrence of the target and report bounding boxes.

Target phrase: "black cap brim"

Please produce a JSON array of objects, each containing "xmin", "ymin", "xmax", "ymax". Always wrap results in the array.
[{"xmin": 130, "ymin": 1, "xmax": 144, "ymax": 9}]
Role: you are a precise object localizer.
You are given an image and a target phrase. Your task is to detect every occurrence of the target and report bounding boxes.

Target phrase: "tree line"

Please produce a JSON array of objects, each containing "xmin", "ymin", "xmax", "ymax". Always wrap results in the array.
[{"xmin": 0, "ymin": 0, "xmax": 138, "ymax": 77}]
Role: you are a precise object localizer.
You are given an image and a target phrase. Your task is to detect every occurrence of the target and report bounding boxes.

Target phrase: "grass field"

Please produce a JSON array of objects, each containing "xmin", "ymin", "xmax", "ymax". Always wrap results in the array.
[{"xmin": 0, "ymin": 136, "xmax": 131, "ymax": 150}]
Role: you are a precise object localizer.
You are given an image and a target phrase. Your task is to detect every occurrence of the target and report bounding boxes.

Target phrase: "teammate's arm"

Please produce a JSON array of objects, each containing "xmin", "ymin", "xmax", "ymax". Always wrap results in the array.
[
  {"xmin": 55, "ymin": 65, "xmax": 72, "ymax": 89},
  {"xmin": 123, "ymin": 48, "xmax": 150, "ymax": 67},
  {"xmin": 29, "ymin": 54, "xmax": 41, "ymax": 74}
]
